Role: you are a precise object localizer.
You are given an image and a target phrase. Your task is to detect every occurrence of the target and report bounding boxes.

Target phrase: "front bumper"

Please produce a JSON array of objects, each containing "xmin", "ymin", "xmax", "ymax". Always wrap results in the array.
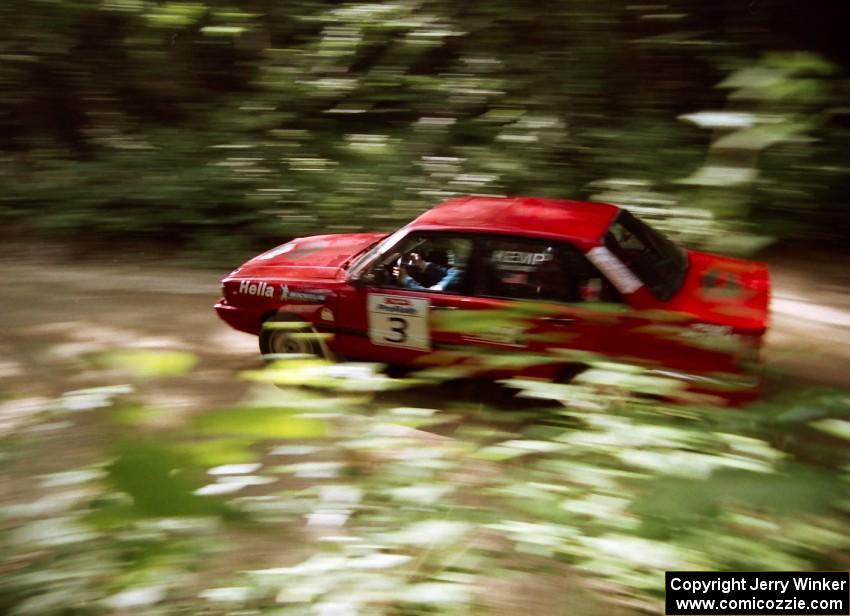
[{"xmin": 214, "ymin": 298, "xmax": 266, "ymax": 336}]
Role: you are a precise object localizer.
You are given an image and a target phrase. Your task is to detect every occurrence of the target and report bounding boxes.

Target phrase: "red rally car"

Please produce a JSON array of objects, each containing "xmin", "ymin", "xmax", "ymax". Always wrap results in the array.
[{"xmin": 215, "ymin": 196, "xmax": 770, "ymax": 386}]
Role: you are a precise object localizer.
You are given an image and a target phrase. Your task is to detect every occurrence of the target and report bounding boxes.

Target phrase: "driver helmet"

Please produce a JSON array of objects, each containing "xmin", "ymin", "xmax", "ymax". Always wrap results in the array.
[{"xmin": 423, "ymin": 248, "xmax": 450, "ymax": 268}]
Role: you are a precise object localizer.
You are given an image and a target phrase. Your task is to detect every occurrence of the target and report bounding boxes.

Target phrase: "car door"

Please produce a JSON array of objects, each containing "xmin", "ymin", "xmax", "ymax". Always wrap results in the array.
[
  {"xmin": 466, "ymin": 236, "xmax": 636, "ymax": 363},
  {"xmin": 335, "ymin": 231, "xmax": 633, "ymax": 368},
  {"xmin": 334, "ymin": 232, "xmax": 482, "ymax": 364}
]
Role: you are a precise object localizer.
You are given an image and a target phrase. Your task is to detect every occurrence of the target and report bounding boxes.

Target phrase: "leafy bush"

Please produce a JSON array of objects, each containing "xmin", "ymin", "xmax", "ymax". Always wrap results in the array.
[{"xmin": 1, "ymin": 346, "xmax": 848, "ymax": 615}]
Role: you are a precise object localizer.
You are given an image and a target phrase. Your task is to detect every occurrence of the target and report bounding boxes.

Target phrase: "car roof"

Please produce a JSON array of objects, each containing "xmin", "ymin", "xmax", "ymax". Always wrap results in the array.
[{"xmin": 408, "ymin": 196, "xmax": 621, "ymax": 244}]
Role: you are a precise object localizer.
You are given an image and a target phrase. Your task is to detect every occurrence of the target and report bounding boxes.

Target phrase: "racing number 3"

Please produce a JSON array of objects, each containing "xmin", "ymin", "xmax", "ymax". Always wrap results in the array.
[
  {"xmin": 367, "ymin": 293, "xmax": 430, "ymax": 351},
  {"xmin": 385, "ymin": 317, "xmax": 408, "ymax": 343}
]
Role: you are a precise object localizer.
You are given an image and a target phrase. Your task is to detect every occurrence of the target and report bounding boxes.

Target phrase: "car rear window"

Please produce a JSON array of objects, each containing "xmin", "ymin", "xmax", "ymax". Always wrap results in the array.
[{"xmin": 603, "ymin": 210, "xmax": 688, "ymax": 301}]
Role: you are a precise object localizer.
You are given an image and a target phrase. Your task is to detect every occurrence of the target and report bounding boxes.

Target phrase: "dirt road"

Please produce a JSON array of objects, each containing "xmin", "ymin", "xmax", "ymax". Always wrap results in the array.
[
  {"xmin": 1, "ymin": 259, "xmax": 257, "ymax": 432},
  {"xmin": 2, "ymin": 253, "xmax": 849, "ymax": 427},
  {"xmin": 765, "ymin": 254, "xmax": 850, "ymax": 386}
]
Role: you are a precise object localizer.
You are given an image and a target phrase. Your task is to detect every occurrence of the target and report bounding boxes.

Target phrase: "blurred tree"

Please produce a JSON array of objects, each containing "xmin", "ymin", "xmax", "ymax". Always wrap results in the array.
[{"xmin": 0, "ymin": 0, "xmax": 847, "ymax": 254}]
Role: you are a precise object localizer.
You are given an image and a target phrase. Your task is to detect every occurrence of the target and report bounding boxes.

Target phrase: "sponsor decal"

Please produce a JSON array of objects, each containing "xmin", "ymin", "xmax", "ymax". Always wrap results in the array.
[
  {"xmin": 700, "ymin": 267, "xmax": 749, "ymax": 299},
  {"xmin": 689, "ymin": 323, "xmax": 733, "ymax": 335},
  {"xmin": 586, "ymin": 246, "xmax": 643, "ymax": 294},
  {"xmin": 681, "ymin": 322, "xmax": 743, "ymax": 350},
  {"xmin": 491, "ymin": 250, "xmax": 553, "ymax": 266},
  {"xmin": 372, "ymin": 301, "xmax": 420, "ymax": 315},
  {"xmin": 463, "ymin": 326, "xmax": 525, "ymax": 347},
  {"xmin": 319, "ymin": 307, "xmax": 335, "ymax": 322},
  {"xmin": 237, "ymin": 280, "xmax": 275, "ymax": 298},
  {"xmin": 368, "ymin": 294, "xmax": 430, "ymax": 351},
  {"xmin": 280, "ymin": 284, "xmax": 328, "ymax": 304}
]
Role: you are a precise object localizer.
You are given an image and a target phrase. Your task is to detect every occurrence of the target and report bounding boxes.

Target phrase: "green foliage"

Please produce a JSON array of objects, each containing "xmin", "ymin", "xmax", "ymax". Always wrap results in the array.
[
  {"xmin": 1, "ymin": 0, "xmax": 847, "ymax": 254},
  {"xmin": 193, "ymin": 404, "xmax": 329, "ymax": 439},
  {"xmin": 93, "ymin": 349, "xmax": 198, "ymax": 377},
  {"xmin": 1, "ymin": 341, "xmax": 848, "ymax": 615},
  {"xmin": 104, "ymin": 440, "xmax": 232, "ymax": 518}
]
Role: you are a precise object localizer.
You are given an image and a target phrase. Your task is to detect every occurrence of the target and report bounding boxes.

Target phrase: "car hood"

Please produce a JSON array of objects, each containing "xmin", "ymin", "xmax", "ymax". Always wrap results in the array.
[
  {"xmin": 667, "ymin": 250, "xmax": 771, "ymax": 332},
  {"xmin": 232, "ymin": 232, "xmax": 387, "ymax": 282}
]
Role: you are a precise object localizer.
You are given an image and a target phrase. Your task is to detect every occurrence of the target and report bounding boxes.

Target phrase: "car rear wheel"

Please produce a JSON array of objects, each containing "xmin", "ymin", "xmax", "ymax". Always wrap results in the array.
[{"xmin": 259, "ymin": 313, "xmax": 331, "ymax": 361}]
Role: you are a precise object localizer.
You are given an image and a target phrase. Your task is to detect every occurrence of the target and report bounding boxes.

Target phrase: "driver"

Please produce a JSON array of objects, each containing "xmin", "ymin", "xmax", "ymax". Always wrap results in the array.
[{"xmin": 395, "ymin": 248, "xmax": 461, "ymax": 291}]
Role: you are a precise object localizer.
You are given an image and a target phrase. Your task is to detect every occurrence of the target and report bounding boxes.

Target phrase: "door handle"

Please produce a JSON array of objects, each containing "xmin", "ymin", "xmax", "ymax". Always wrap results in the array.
[{"xmin": 540, "ymin": 316, "xmax": 576, "ymax": 325}]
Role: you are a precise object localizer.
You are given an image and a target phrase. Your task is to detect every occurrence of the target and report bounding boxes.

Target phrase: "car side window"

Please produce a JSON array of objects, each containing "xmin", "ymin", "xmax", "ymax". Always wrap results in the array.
[
  {"xmin": 477, "ymin": 238, "xmax": 623, "ymax": 304},
  {"xmin": 367, "ymin": 233, "xmax": 474, "ymax": 294}
]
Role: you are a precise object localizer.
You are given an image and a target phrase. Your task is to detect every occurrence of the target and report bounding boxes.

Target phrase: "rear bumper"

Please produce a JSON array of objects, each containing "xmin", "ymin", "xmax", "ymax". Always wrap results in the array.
[{"xmin": 214, "ymin": 299, "xmax": 265, "ymax": 336}]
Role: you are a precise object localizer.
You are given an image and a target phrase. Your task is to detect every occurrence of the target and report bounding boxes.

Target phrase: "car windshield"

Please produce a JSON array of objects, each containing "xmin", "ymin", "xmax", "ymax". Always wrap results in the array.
[
  {"xmin": 602, "ymin": 210, "xmax": 688, "ymax": 301},
  {"xmin": 347, "ymin": 227, "xmax": 409, "ymax": 279}
]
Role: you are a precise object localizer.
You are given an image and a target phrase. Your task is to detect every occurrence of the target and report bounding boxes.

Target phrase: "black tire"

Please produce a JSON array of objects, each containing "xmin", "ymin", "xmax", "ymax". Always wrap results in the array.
[{"xmin": 258, "ymin": 313, "xmax": 331, "ymax": 361}]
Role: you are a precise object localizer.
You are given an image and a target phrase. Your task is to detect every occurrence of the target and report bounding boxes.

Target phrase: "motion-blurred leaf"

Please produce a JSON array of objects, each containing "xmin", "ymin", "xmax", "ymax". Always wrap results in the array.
[
  {"xmin": 106, "ymin": 442, "xmax": 231, "ymax": 517},
  {"xmin": 94, "ymin": 350, "xmax": 198, "ymax": 377},
  {"xmin": 193, "ymin": 407, "xmax": 328, "ymax": 439}
]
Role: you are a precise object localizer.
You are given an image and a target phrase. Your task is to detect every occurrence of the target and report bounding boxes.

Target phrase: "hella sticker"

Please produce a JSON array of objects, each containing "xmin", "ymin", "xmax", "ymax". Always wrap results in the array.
[{"xmin": 237, "ymin": 280, "xmax": 275, "ymax": 298}]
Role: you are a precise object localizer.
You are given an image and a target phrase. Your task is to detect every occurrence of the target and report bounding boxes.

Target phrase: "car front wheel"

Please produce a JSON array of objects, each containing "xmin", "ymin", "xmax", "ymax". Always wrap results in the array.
[{"xmin": 259, "ymin": 313, "xmax": 331, "ymax": 361}]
